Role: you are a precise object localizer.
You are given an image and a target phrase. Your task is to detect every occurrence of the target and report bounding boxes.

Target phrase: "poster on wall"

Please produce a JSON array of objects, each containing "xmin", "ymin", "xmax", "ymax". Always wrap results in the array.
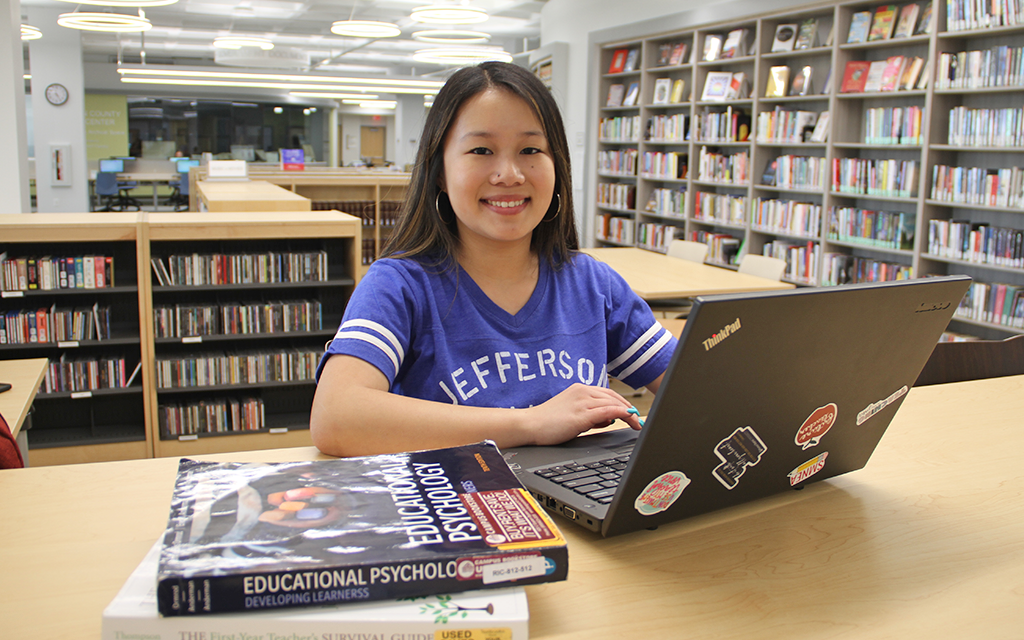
[{"xmin": 84, "ymin": 94, "xmax": 129, "ymax": 163}]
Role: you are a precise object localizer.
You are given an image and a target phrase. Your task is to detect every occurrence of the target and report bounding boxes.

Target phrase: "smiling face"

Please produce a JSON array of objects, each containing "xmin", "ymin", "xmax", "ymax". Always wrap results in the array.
[{"xmin": 441, "ymin": 88, "xmax": 556, "ymax": 253}]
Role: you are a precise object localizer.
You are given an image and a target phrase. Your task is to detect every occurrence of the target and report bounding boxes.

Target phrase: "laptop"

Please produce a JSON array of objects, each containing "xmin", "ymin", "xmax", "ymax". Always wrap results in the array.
[{"xmin": 502, "ymin": 275, "xmax": 972, "ymax": 537}]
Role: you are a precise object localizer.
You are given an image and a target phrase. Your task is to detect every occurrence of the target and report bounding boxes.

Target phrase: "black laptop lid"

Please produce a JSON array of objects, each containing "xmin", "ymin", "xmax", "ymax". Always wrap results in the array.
[{"xmin": 602, "ymin": 275, "xmax": 971, "ymax": 536}]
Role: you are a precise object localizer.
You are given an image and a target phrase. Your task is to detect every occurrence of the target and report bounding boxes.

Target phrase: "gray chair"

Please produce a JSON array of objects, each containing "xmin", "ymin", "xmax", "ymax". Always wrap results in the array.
[
  {"xmin": 649, "ymin": 240, "xmax": 709, "ymax": 319},
  {"xmin": 738, "ymin": 253, "xmax": 787, "ymax": 281}
]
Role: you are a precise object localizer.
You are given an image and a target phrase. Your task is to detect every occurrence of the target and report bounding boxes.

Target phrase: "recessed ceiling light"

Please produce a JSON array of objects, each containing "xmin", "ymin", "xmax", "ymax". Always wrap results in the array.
[
  {"xmin": 52, "ymin": 0, "xmax": 177, "ymax": 6},
  {"xmin": 412, "ymin": 29, "xmax": 490, "ymax": 44},
  {"xmin": 412, "ymin": 47, "xmax": 512, "ymax": 65},
  {"xmin": 410, "ymin": 4, "xmax": 488, "ymax": 25},
  {"xmin": 342, "ymin": 99, "xmax": 398, "ymax": 109},
  {"xmin": 213, "ymin": 36, "xmax": 274, "ymax": 50},
  {"xmin": 20, "ymin": 24, "xmax": 42, "ymax": 40},
  {"xmin": 330, "ymin": 20, "xmax": 402, "ymax": 38},
  {"xmin": 57, "ymin": 11, "xmax": 153, "ymax": 32}
]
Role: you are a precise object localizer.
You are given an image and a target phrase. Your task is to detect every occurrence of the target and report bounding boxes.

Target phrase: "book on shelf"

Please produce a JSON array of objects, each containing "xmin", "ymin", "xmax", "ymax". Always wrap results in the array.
[
  {"xmin": 840, "ymin": 61, "xmax": 872, "ymax": 92},
  {"xmin": 657, "ymin": 43, "xmax": 673, "ymax": 66},
  {"xmin": 900, "ymin": 56, "xmax": 925, "ymax": 90},
  {"xmin": 824, "ymin": 21, "xmax": 836, "ymax": 46},
  {"xmin": 156, "ymin": 441, "xmax": 568, "ymax": 616},
  {"xmin": 766, "ymin": 66, "xmax": 790, "ymax": 97},
  {"xmin": 105, "ymin": 541, "xmax": 529, "ymax": 640},
  {"xmin": 868, "ymin": 5, "xmax": 898, "ymax": 40},
  {"xmin": 916, "ymin": 59, "xmax": 931, "ymax": 89},
  {"xmin": 653, "ymin": 78, "xmax": 672, "ymax": 104},
  {"xmin": 669, "ymin": 42, "xmax": 689, "ymax": 65},
  {"xmin": 810, "ymin": 111, "xmax": 831, "ymax": 143},
  {"xmin": 847, "ymin": 11, "xmax": 873, "ymax": 43},
  {"xmin": 670, "ymin": 79, "xmax": 687, "ymax": 103},
  {"xmin": 914, "ymin": 1, "xmax": 933, "ymax": 34},
  {"xmin": 622, "ymin": 81, "xmax": 640, "ymax": 106},
  {"xmin": 608, "ymin": 48, "xmax": 629, "ymax": 74},
  {"xmin": 893, "ymin": 3, "xmax": 920, "ymax": 37},
  {"xmin": 795, "ymin": 18, "xmax": 819, "ymax": 49},
  {"xmin": 725, "ymin": 72, "xmax": 750, "ymax": 99},
  {"xmin": 771, "ymin": 23, "xmax": 798, "ymax": 52},
  {"xmin": 863, "ymin": 60, "xmax": 889, "ymax": 92},
  {"xmin": 879, "ymin": 56, "xmax": 907, "ymax": 91},
  {"xmin": 761, "ymin": 159, "xmax": 778, "ymax": 187},
  {"xmin": 790, "ymin": 66, "xmax": 813, "ymax": 96},
  {"xmin": 701, "ymin": 71, "xmax": 733, "ymax": 101},
  {"xmin": 821, "ymin": 67, "xmax": 833, "ymax": 94},
  {"xmin": 606, "ymin": 83, "xmax": 625, "ymax": 107},
  {"xmin": 722, "ymin": 28, "xmax": 753, "ymax": 58},
  {"xmin": 703, "ymin": 34, "xmax": 723, "ymax": 61},
  {"xmin": 623, "ymin": 48, "xmax": 640, "ymax": 72}
]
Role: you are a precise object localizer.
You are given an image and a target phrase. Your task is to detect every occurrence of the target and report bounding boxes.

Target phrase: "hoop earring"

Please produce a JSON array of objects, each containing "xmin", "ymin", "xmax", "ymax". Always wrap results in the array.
[
  {"xmin": 436, "ymin": 191, "xmax": 454, "ymax": 225},
  {"xmin": 542, "ymin": 193, "xmax": 561, "ymax": 222}
]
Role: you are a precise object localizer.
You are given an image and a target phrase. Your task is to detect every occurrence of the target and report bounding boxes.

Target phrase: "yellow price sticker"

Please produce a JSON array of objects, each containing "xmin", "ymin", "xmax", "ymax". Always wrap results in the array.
[{"xmin": 435, "ymin": 628, "xmax": 513, "ymax": 640}]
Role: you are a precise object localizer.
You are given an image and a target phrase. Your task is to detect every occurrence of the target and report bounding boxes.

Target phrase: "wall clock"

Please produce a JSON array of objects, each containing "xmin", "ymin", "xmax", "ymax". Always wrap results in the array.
[{"xmin": 45, "ymin": 83, "xmax": 69, "ymax": 106}]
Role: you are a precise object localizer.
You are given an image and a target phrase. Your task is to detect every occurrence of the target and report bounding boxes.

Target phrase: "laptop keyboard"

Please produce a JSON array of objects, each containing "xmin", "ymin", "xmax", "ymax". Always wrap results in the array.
[{"xmin": 533, "ymin": 448, "xmax": 633, "ymax": 504}]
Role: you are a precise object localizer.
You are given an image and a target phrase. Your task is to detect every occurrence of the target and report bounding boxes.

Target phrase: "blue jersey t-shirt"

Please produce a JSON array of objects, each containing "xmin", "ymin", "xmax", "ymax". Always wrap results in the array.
[{"xmin": 316, "ymin": 253, "xmax": 677, "ymax": 409}]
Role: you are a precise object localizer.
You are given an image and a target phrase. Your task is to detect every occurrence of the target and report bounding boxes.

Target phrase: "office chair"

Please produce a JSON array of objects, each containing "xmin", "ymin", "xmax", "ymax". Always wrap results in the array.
[
  {"xmin": 737, "ymin": 254, "xmax": 787, "ymax": 281},
  {"xmin": 116, "ymin": 177, "xmax": 142, "ymax": 211},
  {"xmin": 168, "ymin": 171, "xmax": 190, "ymax": 211},
  {"xmin": 649, "ymin": 240, "xmax": 710, "ymax": 319},
  {"xmin": 94, "ymin": 171, "xmax": 120, "ymax": 211},
  {"xmin": 914, "ymin": 334, "xmax": 1024, "ymax": 386}
]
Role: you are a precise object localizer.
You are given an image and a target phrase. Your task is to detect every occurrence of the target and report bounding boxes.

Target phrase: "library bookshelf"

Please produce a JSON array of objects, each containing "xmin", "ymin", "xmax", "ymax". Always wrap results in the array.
[
  {"xmin": 1, "ymin": 210, "xmax": 361, "ymax": 465},
  {"xmin": 590, "ymin": 0, "xmax": 1024, "ymax": 337}
]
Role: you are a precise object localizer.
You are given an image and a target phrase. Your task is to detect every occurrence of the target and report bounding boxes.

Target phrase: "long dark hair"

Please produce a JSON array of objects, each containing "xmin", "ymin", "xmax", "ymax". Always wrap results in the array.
[{"xmin": 380, "ymin": 61, "xmax": 578, "ymax": 268}]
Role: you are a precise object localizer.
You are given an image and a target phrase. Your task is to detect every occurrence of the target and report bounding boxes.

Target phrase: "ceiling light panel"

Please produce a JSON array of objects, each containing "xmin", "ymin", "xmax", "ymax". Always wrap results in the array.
[
  {"xmin": 330, "ymin": 20, "xmax": 402, "ymax": 38},
  {"xmin": 411, "ymin": 4, "xmax": 489, "ymax": 24},
  {"xmin": 213, "ymin": 36, "xmax": 274, "ymax": 49},
  {"xmin": 58, "ymin": 12, "xmax": 153, "ymax": 32},
  {"xmin": 412, "ymin": 29, "xmax": 490, "ymax": 43},
  {"xmin": 21, "ymin": 24, "xmax": 42, "ymax": 40}
]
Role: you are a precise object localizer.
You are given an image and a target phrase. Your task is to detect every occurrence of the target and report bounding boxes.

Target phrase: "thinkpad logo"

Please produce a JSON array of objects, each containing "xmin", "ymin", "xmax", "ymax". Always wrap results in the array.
[{"xmin": 703, "ymin": 318, "xmax": 741, "ymax": 351}]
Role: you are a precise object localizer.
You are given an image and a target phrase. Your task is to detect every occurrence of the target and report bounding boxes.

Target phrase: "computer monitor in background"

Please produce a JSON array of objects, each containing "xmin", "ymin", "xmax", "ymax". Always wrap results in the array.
[
  {"xmin": 99, "ymin": 158, "xmax": 124, "ymax": 173},
  {"xmin": 175, "ymin": 158, "xmax": 200, "ymax": 173}
]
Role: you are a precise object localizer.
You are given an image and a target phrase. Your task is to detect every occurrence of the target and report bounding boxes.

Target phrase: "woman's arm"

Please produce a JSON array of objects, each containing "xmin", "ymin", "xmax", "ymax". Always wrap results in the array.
[{"xmin": 310, "ymin": 354, "xmax": 644, "ymax": 458}]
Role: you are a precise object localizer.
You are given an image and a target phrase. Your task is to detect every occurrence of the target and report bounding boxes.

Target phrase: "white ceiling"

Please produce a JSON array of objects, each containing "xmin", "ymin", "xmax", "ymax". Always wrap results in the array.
[{"xmin": 22, "ymin": 0, "xmax": 548, "ymax": 79}]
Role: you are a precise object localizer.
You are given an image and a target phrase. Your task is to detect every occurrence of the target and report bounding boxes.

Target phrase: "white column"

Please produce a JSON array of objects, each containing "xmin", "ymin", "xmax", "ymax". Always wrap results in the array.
[
  {"xmin": 328, "ymin": 106, "xmax": 339, "ymax": 167},
  {"xmin": 1, "ymin": 0, "xmax": 31, "ymax": 213},
  {"xmin": 394, "ymin": 93, "xmax": 426, "ymax": 171},
  {"xmin": 27, "ymin": 5, "xmax": 89, "ymax": 213}
]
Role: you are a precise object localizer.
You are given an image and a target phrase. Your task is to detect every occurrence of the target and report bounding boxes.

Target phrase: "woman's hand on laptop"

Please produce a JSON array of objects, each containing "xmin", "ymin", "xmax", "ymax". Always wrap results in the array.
[{"xmin": 521, "ymin": 383, "xmax": 644, "ymax": 446}]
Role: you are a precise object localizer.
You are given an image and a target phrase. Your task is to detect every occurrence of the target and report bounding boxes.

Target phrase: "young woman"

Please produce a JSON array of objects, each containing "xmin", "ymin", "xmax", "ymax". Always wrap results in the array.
[{"xmin": 310, "ymin": 62, "xmax": 677, "ymax": 457}]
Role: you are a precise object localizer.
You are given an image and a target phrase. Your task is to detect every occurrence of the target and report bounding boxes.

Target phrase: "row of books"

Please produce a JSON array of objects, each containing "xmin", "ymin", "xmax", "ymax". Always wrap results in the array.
[
  {"xmin": 930, "ymin": 164, "xmax": 1024, "ymax": 208},
  {"xmin": 646, "ymin": 113, "xmax": 690, "ymax": 142},
  {"xmin": 751, "ymin": 198, "xmax": 823, "ymax": 238},
  {"xmin": 840, "ymin": 56, "xmax": 928, "ymax": 93},
  {"xmin": 763, "ymin": 240, "xmax": 819, "ymax": 283},
  {"xmin": 697, "ymin": 148, "xmax": 750, "ymax": 184},
  {"xmin": 687, "ymin": 230, "xmax": 741, "ymax": 264},
  {"xmin": 596, "ymin": 214, "xmax": 634, "ymax": 245},
  {"xmin": 311, "ymin": 200, "xmax": 402, "ymax": 228},
  {"xmin": 762, "ymin": 155, "xmax": 828, "ymax": 190},
  {"xmin": 955, "ymin": 281, "xmax": 1024, "ymax": 329},
  {"xmin": 947, "ymin": 105, "xmax": 1024, "ymax": 147},
  {"xmin": 863, "ymin": 106, "xmax": 924, "ymax": 145},
  {"xmin": 641, "ymin": 151, "xmax": 688, "ymax": 180},
  {"xmin": 765, "ymin": 65, "xmax": 817, "ymax": 97},
  {"xmin": 946, "ymin": 0, "xmax": 1024, "ymax": 30},
  {"xmin": 770, "ymin": 18, "xmax": 825, "ymax": 52},
  {"xmin": 695, "ymin": 106, "xmax": 751, "ymax": 143},
  {"xmin": 821, "ymin": 254, "xmax": 914, "ymax": 286},
  {"xmin": 755, "ymin": 108, "xmax": 820, "ymax": 144},
  {"xmin": 700, "ymin": 71, "xmax": 750, "ymax": 102},
  {"xmin": 41, "ymin": 355, "xmax": 140, "ymax": 394},
  {"xmin": 153, "ymin": 300, "xmax": 324, "ymax": 339},
  {"xmin": 597, "ymin": 148, "xmax": 639, "ymax": 175},
  {"xmin": 651, "ymin": 78, "xmax": 689, "ymax": 105},
  {"xmin": 703, "ymin": 27, "xmax": 755, "ymax": 62},
  {"xmin": 596, "ymin": 182, "xmax": 636, "ymax": 210},
  {"xmin": 934, "ymin": 47, "xmax": 1024, "ymax": 89},
  {"xmin": 927, "ymin": 220, "xmax": 1024, "ymax": 267},
  {"xmin": 605, "ymin": 81, "xmax": 640, "ymax": 107},
  {"xmin": 151, "ymin": 251, "xmax": 329, "ymax": 287},
  {"xmin": 361, "ymin": 237, "xmax": 377, "ymax": 266},
  {"xmin": 645, "ymin": 187, "xmax": 687, "ymax": 217},
  {"xmin": 1, "ymin": 252, "xmax": 115, "ymax": 292},
  {"xmin": 847, "ymin": 2, "xmax": 933, "ymax": 43},
  {"xmin": 154, "ymin": 347, "xmax": 320, "ymax": 389},
  {"xmin": 607, "ymin": 47, "xmax": 641, "ymax": 74},
  {"xmin": 1, "ymin": 303, "xmax": 112, "ymax": 345},
  {"xmin": 827, "ymin": 207, "xmax": 916, "ymax": 250},
  {"xmin": 654, "ymin": 40, "xmax": 691, "ymax": 67},
  {"xmin": 637, "ymin": 222, "xmax": 678, "ymax": 253},
  {"xmin": 158, "ymin": 396, "xmax": 265, "ymax": 437},
  {"xmin": 599, "ymin": 115, "xmax": 642, "ymax": 141},
  {"xmin": 693, "ymin": 191, "xmax": 748, "ymax": 226},
  {"xmin": 832, "ymin": 158, "xmax": 919, "ymax": 198}
]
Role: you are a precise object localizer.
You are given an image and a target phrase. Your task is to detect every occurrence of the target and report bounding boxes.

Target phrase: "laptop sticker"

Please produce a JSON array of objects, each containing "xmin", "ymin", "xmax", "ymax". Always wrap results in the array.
[
  {"xmin": 794, "ymin": 403, "xmax": 838, "ymax": 449},
  {"xmin": 634, "ymin": 471, "xmax": 691, "ymax": 516},
  {"xmin": 856, "ymin": 385, "xmax": 908, "ymax": 425},
  {"xmin": 788, "ymin": 452, "xmax": 829, "ymax": 486},
  {"xmin": 712, "ymin": 426, "xmax": 768, "ymax": 490}
]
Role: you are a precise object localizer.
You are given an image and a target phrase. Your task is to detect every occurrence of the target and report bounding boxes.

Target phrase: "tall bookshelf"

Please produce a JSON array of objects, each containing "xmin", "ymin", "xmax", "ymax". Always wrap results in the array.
[{"xmin": 589, "ymin": 0, "xmax": 1024, "ymax": 337}]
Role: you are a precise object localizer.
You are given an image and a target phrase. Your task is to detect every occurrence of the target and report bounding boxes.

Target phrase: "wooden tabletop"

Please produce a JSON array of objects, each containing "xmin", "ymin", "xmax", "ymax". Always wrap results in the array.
[
  {"xmin": 0, "ymin": 358, "xmax": 47, "ymax": 438},
  {"xmin": 583, "ymin": 247, "xmax": 795, "ymax": 300},
  {"xmin": 197, "ymin": 180, "xmax": 312, "ymax": 212},
  {"xmin": 1, "ymin": 375, "xmax": 1022, "ymax": 639}
]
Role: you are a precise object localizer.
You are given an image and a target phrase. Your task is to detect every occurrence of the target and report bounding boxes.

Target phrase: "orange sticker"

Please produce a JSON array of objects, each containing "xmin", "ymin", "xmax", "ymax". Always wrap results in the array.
[{"xmin": 795, "ymin": 403, "xmax": 837, "ymax": 450}]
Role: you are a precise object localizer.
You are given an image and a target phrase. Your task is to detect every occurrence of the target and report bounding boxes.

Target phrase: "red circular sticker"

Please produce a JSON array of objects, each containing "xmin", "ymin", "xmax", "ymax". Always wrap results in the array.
[{"xmin": 795, "ymin": 403, "xmax": 837, "ymax": 450}]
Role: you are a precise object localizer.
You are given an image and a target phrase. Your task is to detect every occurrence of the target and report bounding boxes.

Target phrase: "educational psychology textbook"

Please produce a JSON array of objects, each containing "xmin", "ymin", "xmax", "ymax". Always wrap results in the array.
[
  {"xmin": 105, "ymin": 541, "xmax": 529, "ymax": 639},
  {"xmin": 157, "ymin": 441, "xmax": 567, "ymax": 616}
]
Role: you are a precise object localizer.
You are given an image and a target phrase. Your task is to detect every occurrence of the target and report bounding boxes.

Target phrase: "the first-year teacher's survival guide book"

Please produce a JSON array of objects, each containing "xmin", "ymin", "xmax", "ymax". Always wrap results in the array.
[{"xmin": 157, "ymin": 441, "xmax": 568, "ymax": 616}]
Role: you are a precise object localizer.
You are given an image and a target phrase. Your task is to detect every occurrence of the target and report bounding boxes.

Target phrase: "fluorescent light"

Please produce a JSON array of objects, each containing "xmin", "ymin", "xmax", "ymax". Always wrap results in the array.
[
  {"xmin": 58, "ymin": 11, "xmax": 152, "ymax": 32},
  {"xmin": 331, "ymin": 20, "xmax": 401, "ymax": 38},
  {"xmin": 342, "ymin": 99, "xmax": 397, "ymax": 109},
  {"xmin": 412, "ymin": 47, "xmax": 512, "ymax": 65},
  {"xmin": 53, "ymin": 0, "xmax": 176, "ymax": 5},
  {"xmin": 213, "ymin": 36, "xmax": 274, "ymax": 50},
  {"xmin": 412, "ymin": 29, "xmax": 490, "ymax": 43},
  {"xmin": 21, "ymin": 24, "xmax": 42, "ymax": 40},
  {"xmin": 411, "ymin": 4, "xmax": 488, "ymax": 24},
  {"xmin": 116, "ymin": 67, "xmax": 445, "ymax": 90},
  {"xmin": 290, "ymin": 92, "xmax": 380, "ymax": 99}
]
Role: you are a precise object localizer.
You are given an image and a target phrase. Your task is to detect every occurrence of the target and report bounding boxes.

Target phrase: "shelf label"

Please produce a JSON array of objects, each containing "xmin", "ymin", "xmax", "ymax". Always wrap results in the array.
[
  {"xmin": 269, "ymin": 428, "xmax": 289, "ymax": 434},
  {"xmin": 57, "ymin": 341, "xmax": 80, "ymax": 349},
  {"xmin": 178, "ymin": 434, "xmax": 198, "ymax": 441},
  {"xmin": 70, "ymin": 391, "xmax": 93, "ymax": 399},
  {"xmin": 182, "ymin": 336, "xmax": 203, "ymax": 344},
  {"xmin": 1, "ymin": 291, "xmax": 25, "ymax": 298}
]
